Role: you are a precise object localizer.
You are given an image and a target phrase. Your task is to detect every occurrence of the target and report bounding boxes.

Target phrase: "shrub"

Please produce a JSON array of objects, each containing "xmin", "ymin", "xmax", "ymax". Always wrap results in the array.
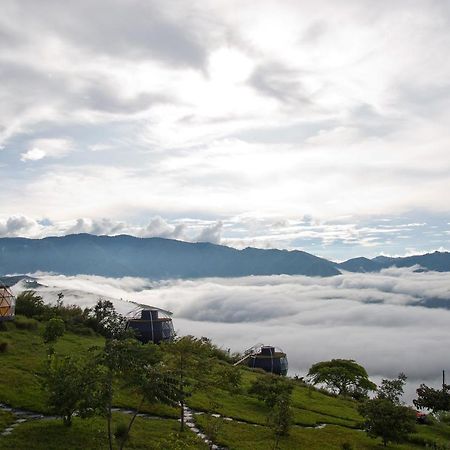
[
  {"xmin": 0, "ymin": 340, "xmax": 9, "ymax": 353},
  {"xmin": 341, "ymin": 442, "xmax": 353, "ymax": 450},
  {"xmin": 14, "ymin": 315, "xmax": 39, "ymax": 330},
  {"xmin": 15, "ymin": 291, "xmax": 47, "ymax": 318},
  {"xmin": 43, "ymin": 318, "xmax": 65, "ymax": 344},
  {"xmin": 114, "ymin": 422, "xmax": 129, "ymax": 442},
  {"xmin": 68, "ymin": 324, "xmax": 96, "ymax": 336}
]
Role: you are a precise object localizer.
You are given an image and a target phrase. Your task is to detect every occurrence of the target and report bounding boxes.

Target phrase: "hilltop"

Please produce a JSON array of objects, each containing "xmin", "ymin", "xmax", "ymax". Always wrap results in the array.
[{"xmin": 1, "ymin": 316, "xmax": 450, "ymax": 449}]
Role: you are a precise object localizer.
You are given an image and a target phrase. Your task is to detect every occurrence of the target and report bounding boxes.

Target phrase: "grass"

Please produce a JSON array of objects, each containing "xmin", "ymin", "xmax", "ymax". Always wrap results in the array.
[
  {"xmin": 0, "ymin": 411, "xmax": 15, "ymax": 432},
  {"xmin": 189, "ymin": 368, "xmax": 361, "ymax": 428},
  {"xmin": 2, "ymin": 319, "xmax": 450, "ymax": 449},
  {"xmin": 0, "ymin": 317, "xmax": 104, "ymax": 412},
  {"xmin": 0, "ymin": 414, "xmax": 208, "ymax": 450},
  {"xmin": 195, "ymin": 415, "xmax": 425, "ymax": 450}
]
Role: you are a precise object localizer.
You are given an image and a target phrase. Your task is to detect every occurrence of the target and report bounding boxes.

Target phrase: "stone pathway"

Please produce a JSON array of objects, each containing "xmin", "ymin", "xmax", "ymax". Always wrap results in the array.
[
  {"xmin": 0, "ymin": 402, "xmax": 226, "ymax": 449},
  {"xmin": 1, "ymin": 401, "xmax": 330, "ymax": 446},
  {"xmin": 184, "ymin": 405, "xmax": 227, "ymax": 450},
  {"xmin": 0, "ymin": 403, "xmax": 57, "ymax": 437}
]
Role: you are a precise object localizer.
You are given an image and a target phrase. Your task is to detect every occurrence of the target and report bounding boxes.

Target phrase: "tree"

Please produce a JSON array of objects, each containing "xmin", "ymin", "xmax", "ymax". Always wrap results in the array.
[
  {"xmin": 161, "ymin": 336, "xmax": 215, "ymax": 431},
  {"xmin": 359, "ymin": 374, "xmax": 415, "ymax": 447},
  {"xmin": 42, "ymin": 317, "xmax": 65, "ymax": 344},
  {"xmin": 249, "ymin": 375, "xmax": 294, "ymax": 447},
  {"xmin": 414, "ymin": 383, "xmax": 450, "ymax": 413},
  {"xmin": 377, "ymin": 372, "xmax": 407, "ymax": 405},
  {"xmin": 42, "ymin": 352, "xmax": 104, "ymax": 427},
  {"xmin": 268, "ymin": 395, "xmax": 293, "ymax": 448},
  {"xmin": 307, "ymin": 359, "xmax": 376, "ymax": 397},
  {"xmin": 15, "ymin": 290, "xmax": 46, "ymax": 318},
  {"xmin": 248, "ymin": 375, "xmax": 293, "ymax": 408},
  {"xmin": 358, "ymin": 398, "xmax": 416, "ymax": 447},
  {"xmin": 85, "ymin": 299, "xmax": 130, "ymax": 339},
  {"xmin": 96, "ymin": 338, "xmax": 180, "ymax": 450}
]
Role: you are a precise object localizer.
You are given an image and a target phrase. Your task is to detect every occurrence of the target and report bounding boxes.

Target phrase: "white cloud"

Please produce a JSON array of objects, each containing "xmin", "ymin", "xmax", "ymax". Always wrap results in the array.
[
  {"xmin": 20, "ymin": 138, "xmax": 74, "ymax": 162},
  {"xmin": 0, "ymin": 1, "xmax": 449, "ymax": 257},
  {"xmin": 13, "ymin": 268, "xmax": 450, "ymax": 403}
]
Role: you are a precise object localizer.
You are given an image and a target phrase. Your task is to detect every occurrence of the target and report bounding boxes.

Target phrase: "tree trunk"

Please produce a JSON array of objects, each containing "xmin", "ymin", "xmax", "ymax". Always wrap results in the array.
[
  {"xmin": 107, "ymin": 372, "xmax": 113, "ymax": 450},
  {"xmin": 180, "ymin": 353, "xmax": 185, "ymax": 432},
  {"xmin": 119, "ymin": 397, "xmax": 144, "ymax": 450}
]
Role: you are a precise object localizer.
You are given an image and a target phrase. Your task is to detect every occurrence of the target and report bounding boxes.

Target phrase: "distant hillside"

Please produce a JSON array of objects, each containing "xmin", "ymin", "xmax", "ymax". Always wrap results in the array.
[
  {"xmin": 1, "ymin": 234, "xmax": 449, "ymax": 279},
  {"xmin": 0, "ymin": 234, "xmax": 340, "ymax": 278},
  {"xmin": 339, "ymin": 251, "xmax": 450, "ymax": 273}
]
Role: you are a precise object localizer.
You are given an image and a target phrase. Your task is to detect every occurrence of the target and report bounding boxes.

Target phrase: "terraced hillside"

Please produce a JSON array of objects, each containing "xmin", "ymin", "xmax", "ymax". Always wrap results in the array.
[{"xmin": 1, "ymin": 319, "xmax": 450, "ymax": 449}]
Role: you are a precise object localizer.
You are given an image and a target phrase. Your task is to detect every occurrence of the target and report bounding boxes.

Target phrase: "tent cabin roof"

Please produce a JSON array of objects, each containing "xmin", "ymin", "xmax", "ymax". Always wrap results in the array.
[{"xmin": 0, "ymin": 283, "xmax": 16, "ymax": 321}]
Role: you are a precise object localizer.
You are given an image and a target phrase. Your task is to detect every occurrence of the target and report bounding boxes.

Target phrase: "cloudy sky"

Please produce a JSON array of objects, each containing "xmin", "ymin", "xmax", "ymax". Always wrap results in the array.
[
  {"xmin": 15, "ymin": 267, "xmax": 450, "ymax": 403},
  {"xmin": 1, "ymin": 0, "xmax": 450, "ymax": 260}
]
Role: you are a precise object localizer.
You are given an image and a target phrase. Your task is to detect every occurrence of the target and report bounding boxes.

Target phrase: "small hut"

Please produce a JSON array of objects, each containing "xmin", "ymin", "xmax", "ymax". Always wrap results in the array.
[
  {"xmin": 126, "ymin": 306, "xmax": 174, "ymax": 344},
  {"xmin": 234, "ymin": 344, "xmax": 288, "ymax": 376},
  {"xmin": 0, "ymin": 282, "xmax": 16, "ymax": 321}
]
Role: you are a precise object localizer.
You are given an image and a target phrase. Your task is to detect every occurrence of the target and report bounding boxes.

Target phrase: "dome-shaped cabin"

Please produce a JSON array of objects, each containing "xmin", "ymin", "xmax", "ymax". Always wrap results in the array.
[
  {"xmin": 235, "ymin": 344, "xmax": 288, "ymax": 376},
  {"xmin": 126, "ymin": 307, "xmax": 174, "ymax": 344},
  {"xmin": 0, "ymin": 282, "xmax": 16, "ymax": 321}
]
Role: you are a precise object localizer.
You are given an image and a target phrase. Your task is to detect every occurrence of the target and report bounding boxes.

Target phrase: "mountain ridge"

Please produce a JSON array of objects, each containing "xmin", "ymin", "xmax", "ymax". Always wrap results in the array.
[{"xmin": 1, "ymin": 233, "xmax": 449, "ymax": 278}]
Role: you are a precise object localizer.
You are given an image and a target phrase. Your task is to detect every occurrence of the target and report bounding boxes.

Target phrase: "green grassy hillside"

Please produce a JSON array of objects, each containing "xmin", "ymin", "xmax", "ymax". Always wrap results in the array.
[{"xmin": 1, "ymin": 318, "xmax": 450, "ymax": 449}]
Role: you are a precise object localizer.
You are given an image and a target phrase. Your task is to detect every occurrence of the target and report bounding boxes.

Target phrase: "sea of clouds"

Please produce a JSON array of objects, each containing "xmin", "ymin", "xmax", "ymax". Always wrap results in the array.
[{"xmin": 12, "ymin": 267, "xmax": 450, "ymax": 403}]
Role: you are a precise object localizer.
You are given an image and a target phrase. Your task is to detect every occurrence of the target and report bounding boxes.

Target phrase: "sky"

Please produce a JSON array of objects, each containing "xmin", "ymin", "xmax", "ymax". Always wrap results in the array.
[
  {"xmin": 1, "ymin": 0, "xmax": 450, "ymax": 260},
  {"xmin": 14, "ymin": 267, "xmax": 450, "ymax": 403}
]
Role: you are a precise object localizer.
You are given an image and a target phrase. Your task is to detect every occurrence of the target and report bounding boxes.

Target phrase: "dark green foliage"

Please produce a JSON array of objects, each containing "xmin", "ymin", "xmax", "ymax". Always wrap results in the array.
[
  {"xmin": 0, "ymin": 340, "xmax": 9, "ymax": 352},
  {"xmin": 358, "ymin": 398, "xmax": 416, "ymax": 447},
  {"xmin": 14, "ymin": 315, "xmax": 39, "ymax": 330},
  {"xmin": 414, "ymin": 383, "xmax": 450, "ymax": 413},
  {"xmin": 377, "ymin": 373, "xmax": 407, "ymax": 405},
  {"xmin": 307, "ymin": 359, "xmax": 376, "ymax": 397},
  {"xmin": 84, "ymin": 299, "xmax": 130, "ymax": 340},
  {"xmin": 213, "ymin": 362, "xmax": 242, "ymax": 393},
  {"xmin": 161, "ymin": 336, "xmax": 217, "ymax": 431},
  {"xmin": 96, "ymin": 338, "xmax": 181, "ymax": 450},
  {"xmin": 15, "ymin": 291, "xmax": 46, "ymax": 318},
  {"xmin": 14, "ymin": 291, "xmax": 131, "ymax": 340},
  {"xmin": 42, "ymin": 352, "xmax": 105, "ymax": 427},
  {"xmin": 42, "ymin": 318, "xmax": 65, "ymax": 344},
  {"xmin": 268, "ymin": 395, "xmax": 293, "ymax": 437},
  {"xmin": 114, "ymin": 422, "xmax": 129, "ymax": 442},
  {"xmin": 341, "ymin": 442, "xmax": 353, "ymax": 450},
  {"xmin": 249, "ymin": 374, "xmax": 294, "ymax": 442},
  {"xmin": 359, "ymin": 374, "xmax": 415, "ymax": 447},
  {"xmin": 248, "ymin": 374, "xmax": 293, "ymax": 408}
]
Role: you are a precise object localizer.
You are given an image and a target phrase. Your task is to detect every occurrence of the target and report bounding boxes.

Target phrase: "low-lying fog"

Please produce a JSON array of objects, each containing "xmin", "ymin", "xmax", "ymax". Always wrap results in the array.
[{"xmin": 12, "ymin": 267, "xmax": 450, "ymax": 404}]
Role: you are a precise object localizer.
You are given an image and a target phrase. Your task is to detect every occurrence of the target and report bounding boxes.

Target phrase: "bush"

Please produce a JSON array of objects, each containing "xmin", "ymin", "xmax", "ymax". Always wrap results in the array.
[
  {"xmin": 0, "ymin": 340, "xmax": 9, "ymax": 353},
  {"xmin": 14, "ymin": 315, "xmax": 39, "ymax": 330},
  {"xmin": 15, "ymin": 291, "xmax": 47, "ymax": 318},
  {"xmin": 43, "ymin": 318, "xmax": 65, "ymax": 344},
  {"xmin": 341, "ymin": 442, "xmax": 353, "ymax": 450},
  {"xmin": 114, "ymin": 422, "xmax": 129, "ymax": 442},
  {"xmin": 68, "ymin": 324, "xmax": 96, "ymax": 336}
]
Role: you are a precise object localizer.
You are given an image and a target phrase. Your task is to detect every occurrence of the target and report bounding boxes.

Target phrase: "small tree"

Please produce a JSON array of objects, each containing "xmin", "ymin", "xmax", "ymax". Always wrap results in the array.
[
  {"xmin": 269, "ymin": 395, "xmax": 293, "ymax": 448},
  {"xmin": 85, "ymin": 299, "xmax": 130, "ymax": 339},
  {"xmin": 42, "ymin": 353, "xmax": 104, "ymax": 427},
  {"xmin": 96, "ymin": 338, "xmax": 180, "ymax": 450},
  {"xmin": 161, "ymin": 336, "xmax": 215, "ymax": 431},
  {"xmin": 15, "ymin": 290, "xmax": 46, "ymax": 318},
  {"xmin": 307, "ymin": 359, "xmax": 376, "ymax": 397},
  {"xmin": 358, "ymin": 398, "xmax": 416, "ymax": 447},
  {"xmin": 249, "ymin": 374, "xmax": 293, "ymax": 447},
  {"xmin": 43, "ymin": 317, "xmax": 65, "ymax": 344},
  {"xmin": 56, "ymin": 292, "xmax": 64, "ymax": 309},
  {"xmin": 377, "ymin": 372, "xmax": 407, "ymax": 405},
  {"xmin": 359, "ymin": 374, "xmax": 415, "ymax": 447},
  {"xmin": 414, "ymin": 383, "xmax": 450, "ymax": 414},
  {"xmin": 248, "ymin": 375, "xmax": 293, "ymax": 408}
]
